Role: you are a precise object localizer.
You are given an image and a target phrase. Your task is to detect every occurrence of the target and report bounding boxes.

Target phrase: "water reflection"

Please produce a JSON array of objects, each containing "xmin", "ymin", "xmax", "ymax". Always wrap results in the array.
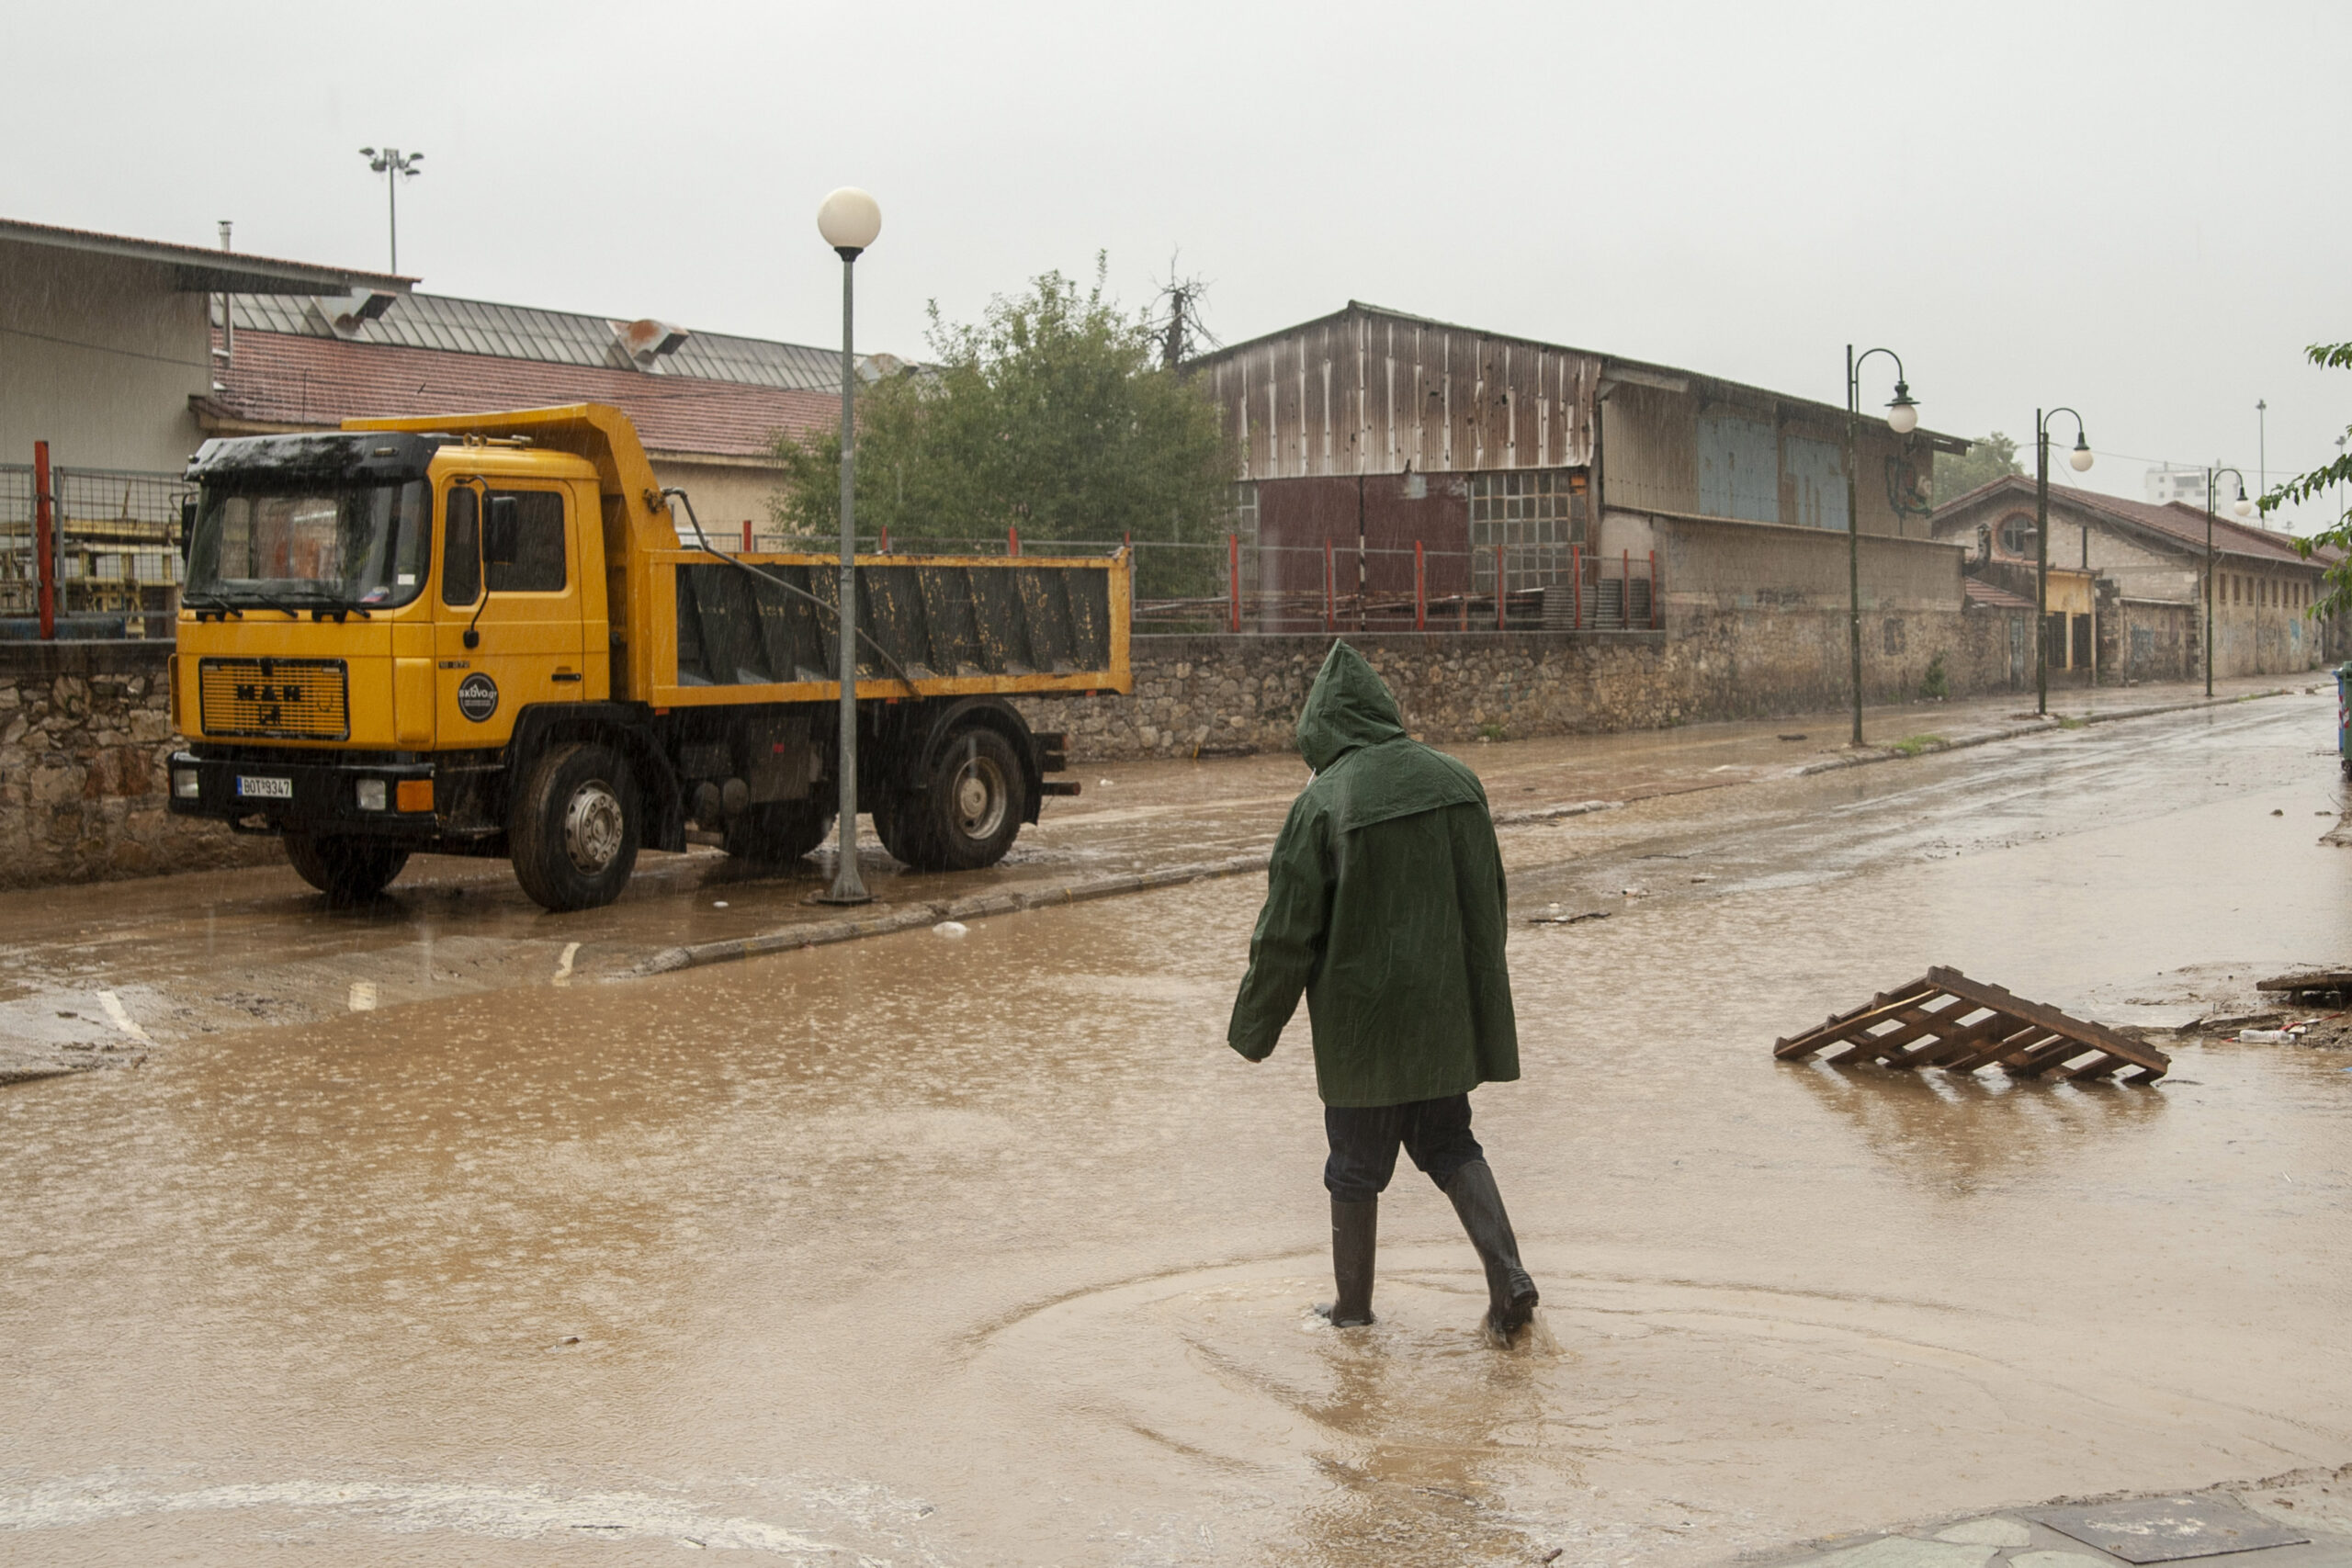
[{"xmin": 1783, "ymin": 1057, "xmax": 2167, "ymax": 1193}]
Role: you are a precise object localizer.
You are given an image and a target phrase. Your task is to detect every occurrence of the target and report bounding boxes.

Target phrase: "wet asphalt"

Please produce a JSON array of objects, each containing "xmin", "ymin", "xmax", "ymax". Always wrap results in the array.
[{"xmin": 1, "ymin": 681, "xmax": 2347, "ymax": 1566}]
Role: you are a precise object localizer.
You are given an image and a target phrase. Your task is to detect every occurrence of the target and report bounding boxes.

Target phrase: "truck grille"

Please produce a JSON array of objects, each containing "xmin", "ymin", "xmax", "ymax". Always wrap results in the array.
[{"xmin": 198, "ymin": 658, "xmax": 350, "ymax": 740}]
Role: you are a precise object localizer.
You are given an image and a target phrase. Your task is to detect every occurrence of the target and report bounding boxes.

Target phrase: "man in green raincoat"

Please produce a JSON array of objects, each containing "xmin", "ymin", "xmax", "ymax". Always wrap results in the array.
[{"xmin": 1227, "ymin": 641, "xmax": 1539, "ymax": 1337}]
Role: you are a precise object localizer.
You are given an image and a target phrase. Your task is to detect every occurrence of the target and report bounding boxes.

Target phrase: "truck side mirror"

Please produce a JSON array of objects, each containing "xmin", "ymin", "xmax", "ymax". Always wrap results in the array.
[
  {"xmin": 180, "ymin": 499, "xmax": 198, "ymax": 564},
  {"xmin": 484, "ymin": 495, "xmax": 521, "ymax": 566}
]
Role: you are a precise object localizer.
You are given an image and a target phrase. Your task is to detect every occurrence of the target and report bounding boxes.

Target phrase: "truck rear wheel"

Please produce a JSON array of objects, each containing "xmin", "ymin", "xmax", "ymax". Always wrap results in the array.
[
  {"xmin": 285, "ymin": 833, "xmax": 410, "ymax": 906},
  {"xmin": 895, "ymin": 726, "xmax": 1026, "ymax": 872},
  {"xmin": 511, "ymin": 741, "xmax": 639, "ymax": 911},
  {"xmin": 722, "ymin": 802, "xmax": 834, "ymax": 865}
]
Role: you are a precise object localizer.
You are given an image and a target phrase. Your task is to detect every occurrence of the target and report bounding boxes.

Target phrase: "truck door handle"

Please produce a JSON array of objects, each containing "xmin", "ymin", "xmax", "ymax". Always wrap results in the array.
[{"xmin": 552, "ymin": 671, "xmax": 583, "ymax": 683}]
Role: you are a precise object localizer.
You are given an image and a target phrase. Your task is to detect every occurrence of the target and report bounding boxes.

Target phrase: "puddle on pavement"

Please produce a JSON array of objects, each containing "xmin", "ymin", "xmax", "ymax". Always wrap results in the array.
[{"xmin": 1, "ymin": 694, "xmax": 2347, "ymax": 1564}]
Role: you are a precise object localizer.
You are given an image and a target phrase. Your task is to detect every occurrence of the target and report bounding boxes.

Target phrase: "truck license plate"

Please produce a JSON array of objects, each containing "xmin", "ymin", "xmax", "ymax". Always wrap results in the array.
[{"xmin": 235, "ymin": 775, "xmax": 293, "ymax": 799}]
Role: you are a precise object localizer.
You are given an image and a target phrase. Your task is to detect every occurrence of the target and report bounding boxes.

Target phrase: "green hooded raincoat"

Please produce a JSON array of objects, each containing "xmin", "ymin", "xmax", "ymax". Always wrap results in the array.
[{"xmin": 1227, "ymin": 641, "xmax": 1520, "ymax": 1107}]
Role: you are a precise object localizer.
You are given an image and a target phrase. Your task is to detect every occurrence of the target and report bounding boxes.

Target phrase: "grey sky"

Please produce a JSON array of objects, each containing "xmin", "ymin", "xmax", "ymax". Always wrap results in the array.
[{"xmin": 7, "ymin": 1, "xmax": 2346, "ymax": 523}]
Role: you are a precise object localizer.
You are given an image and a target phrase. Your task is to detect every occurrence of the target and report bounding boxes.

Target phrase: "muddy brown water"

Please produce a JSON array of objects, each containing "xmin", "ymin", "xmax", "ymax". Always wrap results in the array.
[{"xmin": 2, "ymin": 694, "xmax": 2348, "ymax": 1565}]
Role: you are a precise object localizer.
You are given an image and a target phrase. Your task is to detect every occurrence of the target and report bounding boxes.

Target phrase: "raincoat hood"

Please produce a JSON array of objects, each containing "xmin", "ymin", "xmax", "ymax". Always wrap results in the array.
[{"xmin": 1295, "ymin": 642, "xmax": 1408, "ymax": 772}]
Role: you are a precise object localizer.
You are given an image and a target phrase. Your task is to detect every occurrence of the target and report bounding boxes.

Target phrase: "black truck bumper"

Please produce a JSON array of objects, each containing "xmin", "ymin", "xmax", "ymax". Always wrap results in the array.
[{"xmin": 166, "ymin": 749, "xmax": 442, "ymax": 840}]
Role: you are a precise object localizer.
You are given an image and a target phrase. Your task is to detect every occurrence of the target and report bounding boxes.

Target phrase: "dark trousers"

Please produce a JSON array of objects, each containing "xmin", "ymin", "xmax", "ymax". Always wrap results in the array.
[{"xmin": 1323, "ymin": 1093, "xmax": 1485, "ymax": 1204}]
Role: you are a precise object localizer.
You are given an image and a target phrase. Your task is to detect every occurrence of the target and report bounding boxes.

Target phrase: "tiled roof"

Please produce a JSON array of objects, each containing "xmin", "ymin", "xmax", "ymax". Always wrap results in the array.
[
  {"xmin": 203, "ymin": 330, "xmax": 834, "ymax": 460},
  {"xmin": 1935, "ymin": 474, "xmax": 2330, "ymax": 570},
  {"xmin": 225, "ymin": 290, "xmax": 840, "ymax": 391},
  {"xmin": 1962, "ymin": 576, "xmax": 2035, "ymax": 611}
]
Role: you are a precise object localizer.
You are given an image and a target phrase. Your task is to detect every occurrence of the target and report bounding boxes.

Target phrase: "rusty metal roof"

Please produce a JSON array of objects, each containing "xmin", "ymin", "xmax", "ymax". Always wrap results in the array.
[{"xmin": 1191, "ymin": 300, "xmax": 1972, "ymax": 455}]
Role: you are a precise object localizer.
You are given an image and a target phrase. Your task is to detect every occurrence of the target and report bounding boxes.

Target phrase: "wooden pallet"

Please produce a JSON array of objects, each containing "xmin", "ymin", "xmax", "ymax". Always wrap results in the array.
[
  {"xmin": 1774, "ymin": 966, "xmax": 2169, "ymax": 1084},
  {"xmin": 2256, "ymin": 969, "xmax": 2352, "ymax": 995}
]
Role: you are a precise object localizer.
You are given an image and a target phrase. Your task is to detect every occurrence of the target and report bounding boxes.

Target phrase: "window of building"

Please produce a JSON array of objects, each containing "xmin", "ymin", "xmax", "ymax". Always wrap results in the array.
[
  {"xmin": 1998, "ymin": 515, "xmax": 2032, "ymax": 556},
  {"xmin": 1470, "ymin": 469, "xmax": 1582, "ymax": 590}
]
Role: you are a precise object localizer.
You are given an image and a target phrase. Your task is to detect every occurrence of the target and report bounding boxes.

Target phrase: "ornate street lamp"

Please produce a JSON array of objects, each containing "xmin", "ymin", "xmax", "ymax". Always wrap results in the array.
[
  {"xmin": 814, "ymin": 187, "xmax": 882, "ymax": 906},
  {"xmin": 2032, "ymin": 409, "xmax": 2094, "ymax": 716},
  {"xmin": 2202, "ymin": 465, "xmax": 2255, "ymax": 696},
  {"xmin": 1843, "ymin": 347, "xmax": 1919, "ymax": 747}
]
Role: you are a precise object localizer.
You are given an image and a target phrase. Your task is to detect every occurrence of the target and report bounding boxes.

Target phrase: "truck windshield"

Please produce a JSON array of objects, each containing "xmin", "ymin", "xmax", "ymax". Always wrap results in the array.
[{"xmin": 186, "ymin": 480, "xmax": 431, "ymax": 610}]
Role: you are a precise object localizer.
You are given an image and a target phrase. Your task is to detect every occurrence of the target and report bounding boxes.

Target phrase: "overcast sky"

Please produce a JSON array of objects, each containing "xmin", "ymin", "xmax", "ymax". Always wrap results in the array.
[{"xmin": 8, "ymin": 1, "xmax": 2346, "ymax": 525}]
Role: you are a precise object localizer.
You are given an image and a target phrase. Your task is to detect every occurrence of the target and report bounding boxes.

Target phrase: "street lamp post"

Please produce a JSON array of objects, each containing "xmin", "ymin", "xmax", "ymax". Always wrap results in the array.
[
  {"xmin": 1843, "ymin": 346, "xmax": 1919, "ymax": 748},
  {"xmin": 814, "ymin": 187, "xmax": 882, "ymax": 907},
  {"xmin": 2201, "ymin": 465, "xmax": 2255, "ymax": 697},
  {"xmin": 358, "ymin": 148, "xmax": 424, "ymax": 273},
  {"xmin": 2032, "ymin": 409, "xmax": 2094, "ymax": 716}
]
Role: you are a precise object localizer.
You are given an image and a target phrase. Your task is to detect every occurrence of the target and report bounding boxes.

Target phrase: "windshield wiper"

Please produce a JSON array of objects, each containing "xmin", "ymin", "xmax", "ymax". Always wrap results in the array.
[{"xmin": 180, "ymin": 592, "xmax": 243, "ymax": 620}]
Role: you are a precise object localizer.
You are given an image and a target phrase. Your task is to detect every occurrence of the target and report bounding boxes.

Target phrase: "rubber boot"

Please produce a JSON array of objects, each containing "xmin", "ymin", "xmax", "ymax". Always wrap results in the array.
[
  {"xmin": 1442, "ymin": 1159, "xmax": 1539, "ymax": 1337},
  {"xmin": 1320, "ymin": 1198, "xmax": 1377, "ymax": 1326}
]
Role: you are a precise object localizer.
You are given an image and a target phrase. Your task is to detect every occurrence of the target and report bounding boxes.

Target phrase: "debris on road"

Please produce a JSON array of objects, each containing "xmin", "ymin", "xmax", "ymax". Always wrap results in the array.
[
  {"xmin": 1774, "ymin": 965, "xmax": 2170, "ymax": 1083},
  {"xmin": 1526, "ymin": 906, "xmax": 1611, "ymax": 926},
  {"xmin": 933, "ymin": 921, "xmax": 970, "ymax": 939},
  {"xmin": 2256, "ymin": 968, "xmax": 2352, "ymax": 1000}
]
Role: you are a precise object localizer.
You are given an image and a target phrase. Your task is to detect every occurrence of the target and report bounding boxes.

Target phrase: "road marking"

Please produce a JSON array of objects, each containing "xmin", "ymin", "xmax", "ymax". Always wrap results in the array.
[
  {"xmin": 96, "ymin": 991, "xmax": 154, "ymax": 1045},
  {"xmin": 553, "ymin": 942, "xmax": 581, "ymax": 987}
]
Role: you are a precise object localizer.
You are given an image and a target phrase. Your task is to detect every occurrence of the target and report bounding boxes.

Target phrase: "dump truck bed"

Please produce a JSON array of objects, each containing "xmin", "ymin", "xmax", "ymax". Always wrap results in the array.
[{"xmin": 651, "ymin": 548, "xmax": 1131, "ymax": 707}]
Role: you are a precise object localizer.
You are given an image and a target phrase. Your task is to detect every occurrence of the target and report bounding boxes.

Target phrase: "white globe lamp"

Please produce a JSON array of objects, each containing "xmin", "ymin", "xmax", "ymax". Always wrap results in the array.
[{"xmin": 817, "ymin": 187, "xmax": 882, "ymax": 255}]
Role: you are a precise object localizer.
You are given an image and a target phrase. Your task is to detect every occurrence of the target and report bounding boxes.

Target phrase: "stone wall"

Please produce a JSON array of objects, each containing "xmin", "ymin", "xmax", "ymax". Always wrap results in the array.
[
  {"xmin": 1025, "ymin": 602, "xmax": 2032, "ymax": 761},
  {"xmin": 0, "ymin": 640, "xmax": 275, "ymax": 890}
]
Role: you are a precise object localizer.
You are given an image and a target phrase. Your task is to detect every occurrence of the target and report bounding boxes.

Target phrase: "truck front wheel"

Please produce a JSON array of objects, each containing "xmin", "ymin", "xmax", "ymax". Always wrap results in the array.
[
  {"xmin": 285, "ymin": 833, "xmax": 410, "ymax": 906},
  {"xmin": 511, "ymin": 742, "xmax": 639, "ymax": 911},
  {"xmin": 895, "ymin": 726, "xmax": 1026, "ymax": 872}
]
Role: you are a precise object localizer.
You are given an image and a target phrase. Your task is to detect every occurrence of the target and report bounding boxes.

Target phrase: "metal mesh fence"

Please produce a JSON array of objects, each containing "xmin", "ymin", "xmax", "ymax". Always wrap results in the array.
[{"xmin": 0, "ymin": 464, "xmax": 187, "ymax": 638}]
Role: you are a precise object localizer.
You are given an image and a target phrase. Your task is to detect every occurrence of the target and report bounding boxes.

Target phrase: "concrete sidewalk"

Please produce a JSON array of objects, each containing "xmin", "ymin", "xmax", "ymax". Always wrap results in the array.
[{"xmin": 1754, "ymin": 1467, "xmax": 2352, "ymax": 1568}]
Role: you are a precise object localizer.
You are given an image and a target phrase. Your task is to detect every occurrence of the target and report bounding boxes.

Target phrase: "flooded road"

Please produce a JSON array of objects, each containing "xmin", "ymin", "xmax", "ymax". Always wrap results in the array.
[{"xmin": 3, "ymin": 691, "xmax": 2348, "ymax": 1565}]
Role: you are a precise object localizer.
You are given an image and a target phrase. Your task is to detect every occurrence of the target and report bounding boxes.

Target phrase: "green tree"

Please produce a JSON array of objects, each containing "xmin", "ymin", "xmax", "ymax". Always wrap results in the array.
[
  {"xmin": 770, "ymin": 255, "xmax": 1238, "ymax": 554},
  {"xmin": 2257, "ymin": 341, "xmax": 2352, "ymax": 620},
  {"xmin": 1932, "ymin": 432, "xmax": 2023, "ymax": 508}
]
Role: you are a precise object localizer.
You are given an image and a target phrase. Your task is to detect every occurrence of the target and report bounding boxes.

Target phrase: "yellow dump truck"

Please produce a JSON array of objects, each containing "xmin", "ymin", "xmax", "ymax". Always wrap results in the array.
[{"xmin": 167, "ymin": 403, "xmax": 1128, "ymax": 910}]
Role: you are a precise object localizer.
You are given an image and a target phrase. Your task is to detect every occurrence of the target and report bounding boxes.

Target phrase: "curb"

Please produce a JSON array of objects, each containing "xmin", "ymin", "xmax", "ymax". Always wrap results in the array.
[
  {"xmin": 1795, "ymin": 689, "xmax": 2290, "ymax": 776},
  {"xmin": 630, "ymin": 854, "xmax": 1272, "ymax": 976},
  {"xmin": 1493, "ymin": 798, "xmax": 1623, "ymax": 826}
]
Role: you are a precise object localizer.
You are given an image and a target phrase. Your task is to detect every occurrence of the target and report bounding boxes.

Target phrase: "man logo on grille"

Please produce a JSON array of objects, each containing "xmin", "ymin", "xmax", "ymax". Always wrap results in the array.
[{"xmin": 457, "ymin": 672, "xmax": 499, "ymax": 723}]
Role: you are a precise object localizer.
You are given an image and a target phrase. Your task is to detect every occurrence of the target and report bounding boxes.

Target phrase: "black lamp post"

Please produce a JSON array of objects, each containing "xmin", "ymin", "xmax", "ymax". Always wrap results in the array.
[
  {"xmin": 1843, "ymin": 346, "xmax": 1919, "ymax": 748},
  {"xmin": 2202, "ymin": 465, "xmax": 2255, "ymax": 697},
  {"xmin": 815, "ymin": 186, "xmax": 882, "ymax": 906},
  {"xmin": 2032, "ymin": 409, "xmax": 2093, "ymax": 716}
]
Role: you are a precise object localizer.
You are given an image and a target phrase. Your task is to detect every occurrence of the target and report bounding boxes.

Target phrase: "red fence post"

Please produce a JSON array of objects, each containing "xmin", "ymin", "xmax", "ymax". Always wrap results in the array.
[
  {"xmin": 1414, "ymin": 540, "xmax": 1426, "ymax": 630},
  {"xmin": 33, "ymin": 440, "xmax": 54, "ymax": 640},
  {"xmin": 1496, "ymin": 543, "xmax": 1507, "ymax": 630},
  {"xmin": 1649, "ymin": 548, "xmax": 1660, "ymax": 629},
  {"xmin": 741, "ymin": 520, "xmax": 753, "ymax": 551},
  {"xmin": 1227, "ymin": 532, "xmax": 1241, "ymax": 633},
  {"xmin": 1324, "ymin": 538, "xmax": 1335, "ymax": 632},
  {"xmin": 881, "ymin": 525, "xmax": 891, "ymax": 555},
  {"xmin": 1008, "ymin": 526, "xmax": 1020, "ymax": 558},
  {"xmin": 1569, "ymin": 543, "xmax": 1580, "ymax": 630}
]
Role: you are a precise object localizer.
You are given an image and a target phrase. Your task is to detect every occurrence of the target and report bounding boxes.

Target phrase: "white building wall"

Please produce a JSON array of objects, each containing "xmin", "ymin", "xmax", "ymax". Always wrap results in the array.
[{"xmin": 0, "ymin": 243, "xmax": 210, "ymax": 474}]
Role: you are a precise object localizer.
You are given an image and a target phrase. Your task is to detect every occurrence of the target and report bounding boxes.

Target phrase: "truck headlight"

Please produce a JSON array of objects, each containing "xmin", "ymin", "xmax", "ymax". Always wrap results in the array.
[
  {"xmin": 355, "ymin": 778, "xmax": 389, "ymax": 812},
  {"xmin": 172, "ymin": 768, "xmax": 200, "ymax": 799}
]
